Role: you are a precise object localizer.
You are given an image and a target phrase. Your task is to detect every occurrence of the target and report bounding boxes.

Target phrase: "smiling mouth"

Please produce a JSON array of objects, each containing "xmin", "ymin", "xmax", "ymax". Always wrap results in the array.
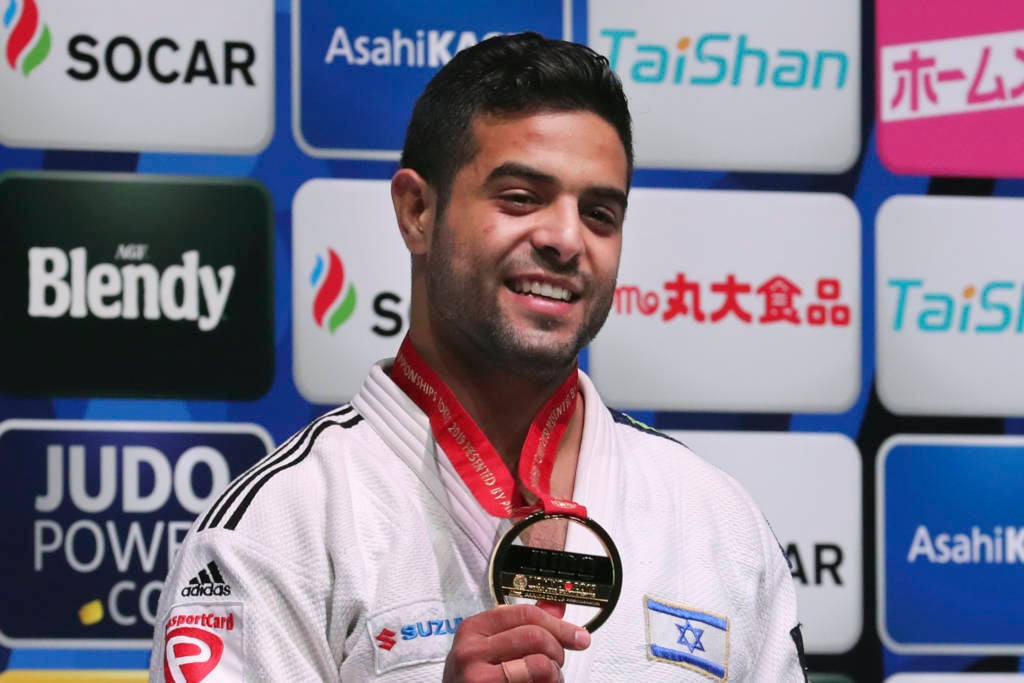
[{"xmin": 509, "ymin": 279, "xmax": 576, "ymax": 302}]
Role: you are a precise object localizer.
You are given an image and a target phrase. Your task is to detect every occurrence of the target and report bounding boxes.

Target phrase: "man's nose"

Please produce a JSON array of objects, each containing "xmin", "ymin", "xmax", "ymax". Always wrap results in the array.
[{"xmin": 530, "ymin": 197, "xmax": 585, "ymax": 267}]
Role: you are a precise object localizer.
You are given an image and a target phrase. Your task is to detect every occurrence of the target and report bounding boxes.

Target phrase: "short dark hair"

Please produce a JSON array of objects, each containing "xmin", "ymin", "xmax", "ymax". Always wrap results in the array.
[{"xmin": 400, "ymin": 32, "xmax": 633, "ymax": 209}]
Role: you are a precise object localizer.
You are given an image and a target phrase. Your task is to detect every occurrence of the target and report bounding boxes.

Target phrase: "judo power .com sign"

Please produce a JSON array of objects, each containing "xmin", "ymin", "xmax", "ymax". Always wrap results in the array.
[{"xmin": 0, "ymin": 420, "xmax": 272, "ymax": 648}]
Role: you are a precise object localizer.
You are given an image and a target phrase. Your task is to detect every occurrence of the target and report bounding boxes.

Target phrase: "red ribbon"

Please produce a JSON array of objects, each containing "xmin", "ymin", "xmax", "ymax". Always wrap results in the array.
[{"xmin": 391, "ymin": 336, "xmax": 587, "ymax": 520}]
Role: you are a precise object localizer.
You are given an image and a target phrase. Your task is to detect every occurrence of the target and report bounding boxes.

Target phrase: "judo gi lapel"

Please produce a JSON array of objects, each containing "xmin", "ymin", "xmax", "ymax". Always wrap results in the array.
[
  {"xmin": 561, "ymin": 371, "xmax": 622, "ymax": 681},
  {"xmin": 355, "ymin": 362, "xmax": 504, "ymax": 559}
]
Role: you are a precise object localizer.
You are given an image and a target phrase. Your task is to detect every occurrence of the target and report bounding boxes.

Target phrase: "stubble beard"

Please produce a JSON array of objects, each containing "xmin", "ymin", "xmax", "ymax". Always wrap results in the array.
[{"xmin": 425, "ymin": 225, "xmax": 615, "ymax": 385}]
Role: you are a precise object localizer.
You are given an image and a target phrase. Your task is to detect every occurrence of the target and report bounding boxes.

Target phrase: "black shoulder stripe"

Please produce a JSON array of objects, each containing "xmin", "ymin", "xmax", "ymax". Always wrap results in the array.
[
  {"xmin": 198, "ymin": 405, "xmax": 354, "ymax": 531},
  {"xmin": 198, "ymin": 405, "xmax": 357, "ymax": 532},
  {"xmin": 790, "ymin": 624, "xmax": 810, "ymax": 682},
  {"xmin": 608, "ymin": 408, "xmax": 682, "ymax": 444},
  {"xmin": 223, "ymin": 414, "xmax": 362, "ymax": 530}
]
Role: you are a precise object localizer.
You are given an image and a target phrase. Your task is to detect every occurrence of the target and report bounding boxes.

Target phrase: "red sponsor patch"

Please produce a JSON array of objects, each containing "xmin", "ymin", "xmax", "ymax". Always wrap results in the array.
[
  {"xmin": 164, "ymin": 625, "xmax": 225, "ymax": 683},
  {"xmin": 375, "ymin": 628, "xmax": 397, "ymax": 650}
]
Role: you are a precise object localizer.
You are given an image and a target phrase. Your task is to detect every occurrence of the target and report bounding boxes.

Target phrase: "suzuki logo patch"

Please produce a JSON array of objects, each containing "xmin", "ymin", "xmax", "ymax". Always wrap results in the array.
[
  {"xmin": 367, "ymin": 599, "xmax": 476, "ymax": 675},
  {"xmin": 645, "ymin": 596, "xmax": 729, "ymax": 680}
]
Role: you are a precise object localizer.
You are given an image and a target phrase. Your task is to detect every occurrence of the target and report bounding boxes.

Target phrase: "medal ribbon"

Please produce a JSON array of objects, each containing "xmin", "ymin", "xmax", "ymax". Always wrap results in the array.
[{"xmin": 391, "ymin": 336, "xmax": 587, "ymax": 520}]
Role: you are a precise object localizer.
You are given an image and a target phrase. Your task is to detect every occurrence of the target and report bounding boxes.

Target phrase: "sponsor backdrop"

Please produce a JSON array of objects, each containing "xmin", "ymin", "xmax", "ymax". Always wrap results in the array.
[{"xmin": 1, "ymin": 0, "xmax": 1022, "ymax": 680}]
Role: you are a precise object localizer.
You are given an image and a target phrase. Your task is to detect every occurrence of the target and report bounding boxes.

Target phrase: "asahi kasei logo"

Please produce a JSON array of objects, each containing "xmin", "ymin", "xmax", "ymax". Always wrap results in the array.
[{"xmin": 293, "ymin": 0, "xmax": 565, "ymax": 158}]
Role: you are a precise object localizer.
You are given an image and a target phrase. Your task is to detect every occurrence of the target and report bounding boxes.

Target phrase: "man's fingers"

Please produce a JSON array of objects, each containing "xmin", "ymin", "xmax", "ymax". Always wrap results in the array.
[
  {"xmin": 499, "ymin": 659, "xmax": 529, "ymax": 683},
  {"xmin": 501, "ymin": 654, "xmax": 564, "ymax": 683},
  {"xmin": 443, "ymin": 604, "xmax": 588, "ymax": 683},
  {"xmin": 479, "ymin": 604, "xmax": 591, "ymax": 650},
  {"xmin": 534, "ymin": 600, "xmax": 566, "ymax": 619},
  {"xmin": 487, "ymin": 623, "xmax": 568, "ymax": 667}
]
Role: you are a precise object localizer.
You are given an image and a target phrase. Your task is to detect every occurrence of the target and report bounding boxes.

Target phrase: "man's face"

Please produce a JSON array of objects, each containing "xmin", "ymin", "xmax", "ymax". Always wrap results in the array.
[{"xmin": 424, "ymin": 110, "xmax": 629, "ymax": 380}]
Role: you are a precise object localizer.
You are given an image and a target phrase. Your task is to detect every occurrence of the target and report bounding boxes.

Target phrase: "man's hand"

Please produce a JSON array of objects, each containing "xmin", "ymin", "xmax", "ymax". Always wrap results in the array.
[{"xmin": 442, "ymin": 604, "xmax": 591, "ymax": 683}]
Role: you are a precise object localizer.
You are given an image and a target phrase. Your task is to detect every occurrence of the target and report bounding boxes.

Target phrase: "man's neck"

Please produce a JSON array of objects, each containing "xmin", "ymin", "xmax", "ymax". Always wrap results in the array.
[{"xmin": 403, "ymin": 331, "xmax": 584, "ymax": 487}]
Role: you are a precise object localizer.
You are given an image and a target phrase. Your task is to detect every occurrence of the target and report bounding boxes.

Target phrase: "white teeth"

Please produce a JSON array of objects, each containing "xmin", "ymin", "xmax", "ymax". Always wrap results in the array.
[{"xmin": 515, "ymin": 280, "xmax": 572, "ymax": 302}]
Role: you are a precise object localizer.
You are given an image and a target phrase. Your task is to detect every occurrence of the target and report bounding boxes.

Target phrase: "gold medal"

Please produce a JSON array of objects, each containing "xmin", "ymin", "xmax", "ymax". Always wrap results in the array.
[
  {"xmin": 489, "ymin": 513, "xmax": 623, "ymax": 633},
  {"xmin": 392, "ymin": 340, "xmax": 621, "ymax": 630}
]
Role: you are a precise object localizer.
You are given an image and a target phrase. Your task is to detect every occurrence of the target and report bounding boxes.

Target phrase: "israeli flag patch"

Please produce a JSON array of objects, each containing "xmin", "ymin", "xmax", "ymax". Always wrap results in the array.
[{"xmin": 645, "ymin": 596, "xmax": 729, "ymax": 680}]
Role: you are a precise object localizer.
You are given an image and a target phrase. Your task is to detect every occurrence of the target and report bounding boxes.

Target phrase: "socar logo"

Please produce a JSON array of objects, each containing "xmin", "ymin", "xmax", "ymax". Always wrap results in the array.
[
  {"xmin": 4, "ymin": 0, "xmax": 51, "ymax": 76},
  {"xmin": 311, "ymin": 248, "xmax": 356, "ymax": 334}
]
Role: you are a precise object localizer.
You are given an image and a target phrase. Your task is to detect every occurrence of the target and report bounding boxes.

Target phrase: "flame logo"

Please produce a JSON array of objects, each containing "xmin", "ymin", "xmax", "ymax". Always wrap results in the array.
[
  {"xmin": 311, "ymin": 248, "xmax": 357, "ymax": 334},
  {"xmin": 4, "ymin": 0, "xmax": 51, "ymax": 76}
]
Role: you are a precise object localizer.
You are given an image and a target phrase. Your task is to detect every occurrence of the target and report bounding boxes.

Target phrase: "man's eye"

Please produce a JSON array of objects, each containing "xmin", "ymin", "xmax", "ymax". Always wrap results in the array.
[
  {"xmin": 586, "ymin": 207, "xmax": 617, "ymax": 225},
  {"xmin": 501, "ymin": 193, "xmax": 535, "ymax": 205}
]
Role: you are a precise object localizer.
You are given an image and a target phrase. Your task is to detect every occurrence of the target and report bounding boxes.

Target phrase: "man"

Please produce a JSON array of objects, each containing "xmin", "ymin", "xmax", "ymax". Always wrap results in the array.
[{"xmin": 151, "ymin": 32, "xmax": 808, "ymax": 682}]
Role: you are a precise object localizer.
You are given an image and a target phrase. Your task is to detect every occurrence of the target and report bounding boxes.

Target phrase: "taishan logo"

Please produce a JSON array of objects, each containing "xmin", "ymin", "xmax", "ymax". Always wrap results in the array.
[
  {"xmin": 3, "ymin": 0, "xmax": 51, "ymax": 76},
  {"xmin": 600, "ymin": 28, "xmax": 849, "ymax": 89},
  {"xmin": 888, "ymin": 279, "xmax": 1024, "ymax": 334},
  {"xmin": 312, "ymin": 248, "xmax": 356, "ymax": 334},
  {"xmin": 615, "ymin": 273, "xmax": 852, "ymax": 327}
]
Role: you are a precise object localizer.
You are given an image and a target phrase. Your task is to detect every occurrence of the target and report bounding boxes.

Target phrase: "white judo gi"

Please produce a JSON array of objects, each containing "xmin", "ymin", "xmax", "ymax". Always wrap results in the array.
[{"xmin": 150, "ymin": 362, "xmax": 808, "ymax": 682}]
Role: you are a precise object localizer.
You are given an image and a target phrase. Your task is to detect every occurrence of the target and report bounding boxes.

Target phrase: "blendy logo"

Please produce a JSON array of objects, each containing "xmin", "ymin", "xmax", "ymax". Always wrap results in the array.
[
  {"xmin": 600, "ymin": 28, "xmax": 850, "ymax": 90},
  {"xmin": 324, "ymin": 26, "xmax": 501, "ymax": 68},
  {"xmin": 0, "ymin": 172, "xmax": 274, "ymax": 399},
  {"xmin": 3, "ymin": 0, "xmax": 52, "ymax": 76},
  {"xmin": 28, "ymin": 246, "xmax": 235, "ymax": 332}
]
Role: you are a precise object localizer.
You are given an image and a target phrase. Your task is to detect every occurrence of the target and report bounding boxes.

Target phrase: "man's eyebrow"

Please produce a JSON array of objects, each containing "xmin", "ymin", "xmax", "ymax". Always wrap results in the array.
[
  {"xmin": 485, "ymin": 162, "xmax": 628, "ymax": 209},
  {"xmin": 584, "ymin": 186, "xmax": 629, "ymax": 211},
  {"xmin": 485, "ymin": 162, "xmax": 556, "ymax": 186}
]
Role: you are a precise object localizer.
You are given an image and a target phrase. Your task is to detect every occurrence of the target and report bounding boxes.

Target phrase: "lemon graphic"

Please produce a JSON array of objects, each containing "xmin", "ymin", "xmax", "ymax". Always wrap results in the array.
[{"xmin": 78, "ymin": 600, "xmax": 104, "ymax": 626}]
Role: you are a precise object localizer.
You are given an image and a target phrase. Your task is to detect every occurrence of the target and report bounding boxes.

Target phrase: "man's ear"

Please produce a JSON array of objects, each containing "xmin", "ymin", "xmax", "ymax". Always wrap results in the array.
[{"xmin": 391, "ymin": 168, "xmax": 437, "ymax": 256}]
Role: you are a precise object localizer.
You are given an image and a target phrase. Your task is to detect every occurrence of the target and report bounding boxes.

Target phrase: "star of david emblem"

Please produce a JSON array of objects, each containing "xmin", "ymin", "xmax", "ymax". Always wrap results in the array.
[{"xmin": 676, "ymin": 619, "xmax": 705, "ymax": 653}]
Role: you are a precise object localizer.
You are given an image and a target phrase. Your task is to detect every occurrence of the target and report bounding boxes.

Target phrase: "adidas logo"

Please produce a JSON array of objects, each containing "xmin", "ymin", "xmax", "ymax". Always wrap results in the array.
[{"xmin": 181, "ymin": 560, "xmax": 232, "ymax": 598}]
